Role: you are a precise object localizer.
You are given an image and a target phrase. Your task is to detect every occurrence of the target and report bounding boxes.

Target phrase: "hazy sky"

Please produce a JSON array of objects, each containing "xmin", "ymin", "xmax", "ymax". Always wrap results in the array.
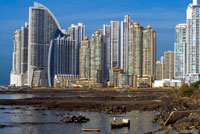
[{"xmin": 0, "ymin": 0, "xmax": 192, "ymax": 85}]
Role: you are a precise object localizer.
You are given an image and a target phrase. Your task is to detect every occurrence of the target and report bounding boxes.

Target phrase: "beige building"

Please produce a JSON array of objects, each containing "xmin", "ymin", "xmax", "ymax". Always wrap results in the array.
[
  {"xmin": 90, "ymin": 30, "xmax": 105, "ymax": 84},
  {"xmin": 108, "ymin": 68, "xmax": 123, "ymax": 87},
  {"xmin": 163, "ymin": 50, "xmax": 174, "ymax": 79},
  {"xmin": 156, "ymin": 60, "xmax": 163, "ymax": 80},
  {"xmin": 142, "ymin": 25, "xmax": 156, "ymax": 79},
  {"xmin": 79, "ymin": 36, "xmax": 91, "ymax": 79},
  {"xmin": 128, "ymin": 22, "xmax": 144, "ymax": 76}
]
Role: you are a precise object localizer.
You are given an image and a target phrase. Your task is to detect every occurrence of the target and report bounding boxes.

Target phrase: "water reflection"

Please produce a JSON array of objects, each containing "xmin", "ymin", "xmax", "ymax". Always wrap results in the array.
[
  {"xmin": 0, "ymin": 94, "xmax": 74, "ymax": 100},
  {"xmin": 0, "ymin": 94, "xmax": 43, "ymax": 100},
  {"xmin": 0, "ymin": 106, "xmax": 161, "ymax": 134}
]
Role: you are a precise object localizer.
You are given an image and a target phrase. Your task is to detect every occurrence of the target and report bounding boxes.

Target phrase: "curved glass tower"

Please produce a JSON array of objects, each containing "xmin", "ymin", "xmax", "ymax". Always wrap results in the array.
[
  {"xmin": 48, "ymin": 28, "xmax": 76, "ymax": 87},
  {"xmin": 28, "ymin": 2, "xmax": 61, "ymax": 87}
]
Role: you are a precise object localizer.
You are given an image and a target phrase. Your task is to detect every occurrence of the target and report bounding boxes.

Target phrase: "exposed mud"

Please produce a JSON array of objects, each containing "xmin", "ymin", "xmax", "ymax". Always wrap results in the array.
[{"xmin": 0, "ymin": 89, "xmax": 175, "ymax": 114}]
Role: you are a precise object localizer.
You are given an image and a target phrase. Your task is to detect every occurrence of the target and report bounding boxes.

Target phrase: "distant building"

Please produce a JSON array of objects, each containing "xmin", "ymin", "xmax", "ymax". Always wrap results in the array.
[
  {"xmin": 108, "ymin": 68, "xmax": 123, "ymax": 87},
  {"xmin": 185, "ymin": 0, "xmax": 200, "ymax": 84},
  {"xmin": 185, "ymin": 73, "xmax": 200, "ymax": 84},
  {"xmin": 121, "ymin": 15, "xmax": 133, "ymax": 73},
  {"xmin": 163, "ymin": 50, "xmax": 174, "ymax": 79},
  {"xmin": 128, "ymin": 22, "xmax": 143, "ymax": 76},
  {"xmin": 111, "ymin": 21, "xmax": 120, "ymax": 68},
  {"xmin": 90, "ymin": 30, "xmax": 105, "ymax": 84},
  {"xmin": 67, "ymin": 23, "xmax": 85, "ymax": 75},
  {"xmin": 153, "ymin": 79, "xmax": 184, "ymax": 88},
  {"xmin": 142, "ymin": 25, "xmax": 156, "ymax": 79},
  {"xmin": 102, "ymin": 24, "xmax": 111, "ymax": 83},
  {"xmin": 79, "ymin": 36, "xmax": 91, "ymax": 79},
  {"xmin": 156, "ymin": 60, "xmax": 163, "ymax": 80},
  {"xmin": 47, "ymin": 28, "xmax": 76, "ymax": 87},
  {"xmin": 28, "ymin": 2, "xmax": 61, "ymax": 87},
  {"xmin": 10, "ymin": 23, "xmax": 29, "ymax": 86},
  {"xmin": 54, "ymin": 74, "xmax": 79, "ymax": 88},
  {"xmin": 174, "ymin": 24, "xmax": 187, "ymax": 79}
]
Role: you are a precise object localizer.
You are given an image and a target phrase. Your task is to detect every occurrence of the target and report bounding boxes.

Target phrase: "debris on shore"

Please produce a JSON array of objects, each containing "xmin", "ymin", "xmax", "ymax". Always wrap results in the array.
[
  {"xmin": 60, "ymin": 115, "xmax": 89, "ymax": 123},
  {"xmin": 104, "ymin": 106, "xmax": 127, "ymax": 114},
  {"xmin": 0, "ymin": 124, "xmax": 8, "ymax": 128},
  {"xmin": 153, "ymin": 113, "xmax": 200, "ymax": 134}
]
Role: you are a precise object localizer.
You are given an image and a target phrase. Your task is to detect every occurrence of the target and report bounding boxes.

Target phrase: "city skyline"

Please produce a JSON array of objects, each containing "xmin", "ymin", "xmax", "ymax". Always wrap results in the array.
[
  {"xmin": 0, "ymin": 0, "xmax": 191, "ymax": 85},
  {"xmin": 10, "ymin": 2, "xmax": 157, "ymax": 87}
]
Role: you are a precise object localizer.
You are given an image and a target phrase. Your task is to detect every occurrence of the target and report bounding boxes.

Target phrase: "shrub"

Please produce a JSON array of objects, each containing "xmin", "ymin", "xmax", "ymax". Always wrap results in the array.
[
  {"xmin": 179, "ymin": 84, "xmax": 194, "ymax": 97},
  {"xmin": 191, "ymin": 81, "xmax": 200, "ymax": 89}
]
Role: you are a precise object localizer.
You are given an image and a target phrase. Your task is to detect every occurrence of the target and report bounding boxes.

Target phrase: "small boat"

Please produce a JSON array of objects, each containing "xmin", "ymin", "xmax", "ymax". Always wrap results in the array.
[
  {"xmin": 82, "ymin": 128, "xmax": 101, "ymax": 131},
  {"xmin": 111, "ymin": 119, "xmax": 130, "ymax": 129}
]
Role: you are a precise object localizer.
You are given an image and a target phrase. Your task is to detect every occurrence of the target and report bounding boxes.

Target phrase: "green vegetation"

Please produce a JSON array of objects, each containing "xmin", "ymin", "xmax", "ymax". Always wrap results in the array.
[
  {"xmin": 190, "ymin": 81, "xmax": 200, "ymax": 89},
  {"xmin": 178, "ymin": 84, "xmax": 194, "ymax": 97}
]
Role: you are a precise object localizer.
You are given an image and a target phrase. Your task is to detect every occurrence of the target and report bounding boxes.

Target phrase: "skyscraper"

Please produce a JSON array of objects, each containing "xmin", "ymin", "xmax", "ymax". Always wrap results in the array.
[
  {"xmin": 67, "ymin": 23, "xmax": 85, "ymax": 75},
  {"xmin": 121, "ymin": 15, "xmax": 133, "ymax": 73},
  {"xmin": 142, "ymin": 25, "xmax": 156, "ymax": 78},
  {"xmin": 128, "ymin": 22, "xmax": 143, "ymax": 76},
  {"xmin": 79, "ymin": 36, "xmax": 91, "ymax": 79},
  {"xmin": 90, "ymin": 30, "xmax": 105, "ymax": 83},
  {"xmin": 163, "ymin": 50, "xmax": 174, "ymax": 79},
  {"xmin": 174, "ymin": 24, "xmax": 187, "ymax": 79},
  {"xmin": 102, "ymin": 24, "xmax": 111, "ymax": 82},
  {"xmin": 156, "ymin": 60, "xmax": 163, "ymax": 80},
  {"xmin": 28, "ymin": 2, "xmax": 61, "ymax": 87},
  {"xmin": 10, "ymin": 23, "xmax": 29, "ymax": 86},
  {"xmin": 111, "ymin": 21, "xmax": 120, "ymax": 68},
  {"xmin": 48, "ymin": 28, "xmax": 76, "ymax": 87},
  {"xmin": 185, "ymin": 0, "xmax": 200, "ymax": 83}
]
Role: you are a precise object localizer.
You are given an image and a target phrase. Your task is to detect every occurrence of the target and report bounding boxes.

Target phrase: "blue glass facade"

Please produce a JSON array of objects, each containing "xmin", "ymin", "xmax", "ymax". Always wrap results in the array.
[{"xmin": 48, "ymin": 28, "xmax": 76, "ymax": 87}]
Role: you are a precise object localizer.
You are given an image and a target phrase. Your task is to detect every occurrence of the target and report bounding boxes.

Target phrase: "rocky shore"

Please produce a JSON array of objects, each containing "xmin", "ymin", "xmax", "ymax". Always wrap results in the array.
[
  {"xmin": 60, "ymin": 115, "xmax": 89, "ymax": 123},
  {"xmin": 0, "ymin": 89, "xmax": 173, "ymax": 114},
  {"xmin": 150, "ymin": 90, "xmax": 200, "ymax": 133},
  {"xmin": 151, "ymin": 113, "xmax": 200, "ymax": 134},
  {"xmin": 0, "ymin": 88, "xmax": 200, "ymax": 133}
]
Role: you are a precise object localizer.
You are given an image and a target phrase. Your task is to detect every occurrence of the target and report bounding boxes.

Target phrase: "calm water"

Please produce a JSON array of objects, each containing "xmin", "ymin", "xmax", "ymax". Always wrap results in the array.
[
  {"xmin": 0, "ymin": 94, "xmax": 75, "ymax": 100},
  {"xmin": 0, "ymin": 91, "xmax": 161, "ymax": 134},
  {"xmin": 0, "ymin": 94, "xmax": 44, "ymax": 99},
  {"xmin": 0, "ymin": 105, "xmax": 161, "ymax": 134}
]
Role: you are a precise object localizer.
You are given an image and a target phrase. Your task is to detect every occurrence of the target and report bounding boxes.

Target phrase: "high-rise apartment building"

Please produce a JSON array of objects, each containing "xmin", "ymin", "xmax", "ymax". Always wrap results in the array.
[
  {"xmin": 163, "ymin": 50, "xmax": 174, "ymax": 79},
  {"xmin": 28, "ymin": 2, "xmax": 61, "ymax": 87},
  {"xmin": 174, "ymin": 24, "xmax": 187, "ymax": 79},
  {"xmin": 10, "ymin": 23, "xmax": 29, "ymax": 86},
  {"xmin": 128, "ymin": 22, "xmax": 143, "ymax": 76},
  {"xmin": 142, "ymin": 25, "xmax": 156, "ymax": 78},
  {"xmin": 121, "ymin": 15, "xmax": 133, "ymax": 73},
  {"xmin": 102, "ymin": 24, "xmax": 111, "ymax": 82},
  {"xmin": 156, "ymin": 60, "xmax": 163, "ymax": 80},
  {"xmin": 90, "ymin": 30, "xmax": 105, "ymax": 83},
  {"xmin": 185, "ymin": 0, "xmax": 200, "ymax": 83},
  {"xmin": 111, "ymin": 21, "xmax": 120, "ymax": 68},
  {"xmin": 79, "ymin": 36, "xmax": 91, "ymax": 79},
  {"xmin": 67, "ymin": 23, "xmax": 85, "ymax": 75},
  {"xmin": 47, "ymin": 28, "xmax": 76, "ymax": 87}
]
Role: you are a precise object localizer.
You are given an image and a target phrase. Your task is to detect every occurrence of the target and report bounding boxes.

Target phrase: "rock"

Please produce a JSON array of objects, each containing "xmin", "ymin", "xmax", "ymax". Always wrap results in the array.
[
  {"xmin": 155, "ymin": 127, "xmax": 179, "ymax": 134},
  {"xmin": 157, "ymin": 118, "xmax": 164, "ymax": 125},
  {"xmin": 60, "ymin": 115, "xmax": 89, "ymax": 123},
  {"xmin": 152, "ymin": 115, "xmax": 159, "ymax": 123},
  {"xmin": 179, "ymin": 129, "xmax": 199, "ymax": 134},
  {"xmin": 174, "ymin": 121, "xmax": 193, "ymax": 130},
  {"xmin": 0, "ymin": 125, "xmax": 7, "ymax": 128}
]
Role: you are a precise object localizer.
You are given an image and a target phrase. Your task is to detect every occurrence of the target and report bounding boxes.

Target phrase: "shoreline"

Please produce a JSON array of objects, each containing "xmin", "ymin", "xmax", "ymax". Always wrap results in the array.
[{"xmin": 0, "ymin": 88, "xmax": 199, "ymax": 133}]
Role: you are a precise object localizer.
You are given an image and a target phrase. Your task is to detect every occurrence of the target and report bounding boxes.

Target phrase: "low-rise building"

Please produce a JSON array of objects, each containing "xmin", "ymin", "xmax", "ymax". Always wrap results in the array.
[
  {"xmin": 153, "ymin": 79, "xmax": 184, "ymax": 88},
  {"xmin": 137, "ymin": 76, "xmax": 154, "ymax": 88},
  {"xmin": 185, "ymin": 73, "xmax": 200, "ymax": 85}
]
